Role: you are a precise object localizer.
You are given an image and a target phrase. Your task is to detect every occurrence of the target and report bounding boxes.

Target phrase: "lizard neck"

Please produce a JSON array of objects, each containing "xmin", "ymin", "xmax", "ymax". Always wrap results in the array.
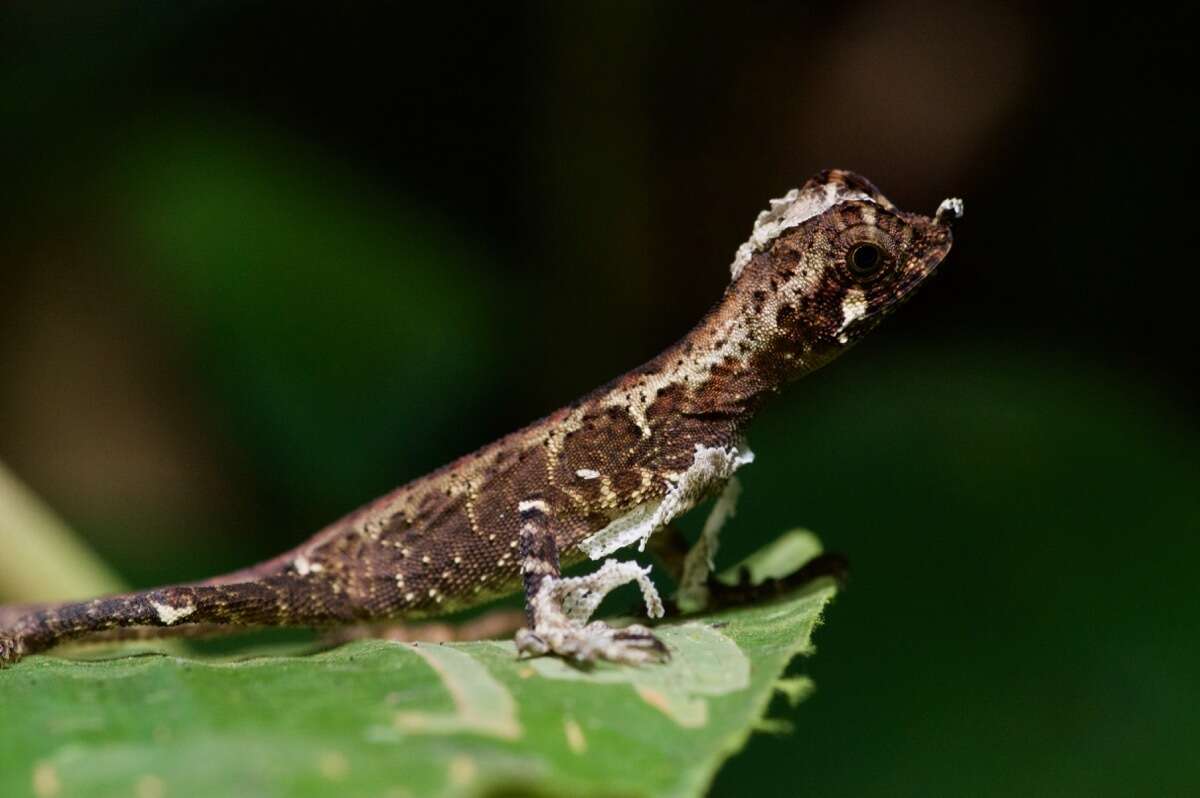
[{"xmin": 602, "ymin": 280, "xmax": 836, "ymax": 443}]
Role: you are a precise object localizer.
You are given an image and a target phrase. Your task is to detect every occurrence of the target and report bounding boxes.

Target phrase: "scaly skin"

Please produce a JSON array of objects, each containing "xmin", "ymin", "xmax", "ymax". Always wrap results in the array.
[{"xmin": 0, "ymin": 170, "xmax": 959, "ymax": 666}]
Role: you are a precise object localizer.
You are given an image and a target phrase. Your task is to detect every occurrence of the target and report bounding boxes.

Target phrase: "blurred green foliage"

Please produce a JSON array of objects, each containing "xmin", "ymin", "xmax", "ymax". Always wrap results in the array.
[
  {"xmin": 714, "ymin": 349, "xmax": 1199, "ymax": 796},
  {"xmin": 121, "ymin": 124, "xmax": 506, "ymax": 512}
]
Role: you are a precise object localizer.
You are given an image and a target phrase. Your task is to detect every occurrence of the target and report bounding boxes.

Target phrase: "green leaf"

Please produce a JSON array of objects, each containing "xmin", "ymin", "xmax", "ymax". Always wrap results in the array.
[{"xmin": 0, "ymin": 533, "xmax": 835, "ymax": 798}]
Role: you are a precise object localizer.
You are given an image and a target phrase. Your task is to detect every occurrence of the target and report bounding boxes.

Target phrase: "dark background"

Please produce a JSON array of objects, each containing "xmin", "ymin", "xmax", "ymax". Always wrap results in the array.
[{"xmin": 2, "ymin": 2, "xmax": 1197, "ymax": 795}]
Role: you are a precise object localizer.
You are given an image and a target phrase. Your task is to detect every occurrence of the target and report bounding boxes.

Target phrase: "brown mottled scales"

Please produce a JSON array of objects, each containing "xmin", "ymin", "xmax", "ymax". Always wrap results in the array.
[{"xmin": 0, "ymin": 170, "xmax": 961, "ymax": 667}]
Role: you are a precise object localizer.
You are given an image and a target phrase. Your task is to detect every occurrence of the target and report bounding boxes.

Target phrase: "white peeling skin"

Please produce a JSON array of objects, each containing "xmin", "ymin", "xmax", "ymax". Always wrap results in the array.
[
  {"xmin": 293, "ymin": 555, "xmax": 323, "ymax": 576},
  {"xmin": 677, "ymin": 476, "xmax": 743, "ymax": 612},
  {"xmin": 516, "ymin": 559, "xmax": 667, "ymax": 665},
  {"xmin": 517, "ymin": 498, "xmax": 549, "ymax": 513},
  {"xmin": 575, "ymin": 469, "xmax": 600, "ymax": 480},
  {"xmin": 935, "ymin": 197, "xmax": 964, "ymax": 224},
  {"xmin": 150, "ymin": 600, "xmax": 196, "ymax": 625},
  {"xmin": 578, "ymin": 442, "xmax": 755, "ymax": 560},
  {"xmin": 577, "ymin": 502, "xmax": 658, "ymax": 560},
  {"xmin": 558, "ymin": 559, "xmax": 664, "ymax": 621},
  {"xmin": 730, "ymin": 183, "xmax": 874, "ymax": 280}
]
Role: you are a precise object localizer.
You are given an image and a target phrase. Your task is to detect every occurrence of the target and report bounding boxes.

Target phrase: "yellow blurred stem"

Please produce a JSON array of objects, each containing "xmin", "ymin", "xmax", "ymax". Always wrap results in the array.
[{"xmin": 0, "ymin": 460, "xmax": 127, "ymax": 603}]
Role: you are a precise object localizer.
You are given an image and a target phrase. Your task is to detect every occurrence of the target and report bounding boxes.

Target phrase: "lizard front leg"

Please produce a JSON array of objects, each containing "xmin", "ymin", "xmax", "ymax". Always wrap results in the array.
[{"xmin": 513, "ymin": 499, "xmax": 669, "ymax": 665}]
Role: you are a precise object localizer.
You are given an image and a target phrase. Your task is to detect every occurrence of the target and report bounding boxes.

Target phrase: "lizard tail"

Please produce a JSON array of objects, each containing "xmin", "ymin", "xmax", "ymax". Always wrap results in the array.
[
  {"xmin": 0, "ymin": 546, "xmax": 301, "ymax": 628},
  {"xmin": 0, "ymin": 602, "xmax": 45, "ymax": 629}
]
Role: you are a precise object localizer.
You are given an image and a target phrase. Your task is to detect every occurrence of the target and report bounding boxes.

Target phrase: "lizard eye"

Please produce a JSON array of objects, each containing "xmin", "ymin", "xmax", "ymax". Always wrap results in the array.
[{"xmin": 848, "ymin": 243, "xmax": 884, "ymax": 279}]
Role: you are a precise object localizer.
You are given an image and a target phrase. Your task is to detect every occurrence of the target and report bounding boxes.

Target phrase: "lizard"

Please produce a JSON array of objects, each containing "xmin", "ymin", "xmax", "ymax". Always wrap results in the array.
[{"xmin": 0, "ymin": 170, "xmax": 961, "ymax": 667}]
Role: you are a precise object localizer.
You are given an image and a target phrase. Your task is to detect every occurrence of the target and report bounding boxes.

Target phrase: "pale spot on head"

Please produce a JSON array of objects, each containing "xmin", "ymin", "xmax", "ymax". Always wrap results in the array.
[
  {"xmin": 837, "ymin": 287, "xmax": 869, "ymax": 343},
  {"xmin": 575, "ymin": 468, "xmax": 601, "ymax": 480}
]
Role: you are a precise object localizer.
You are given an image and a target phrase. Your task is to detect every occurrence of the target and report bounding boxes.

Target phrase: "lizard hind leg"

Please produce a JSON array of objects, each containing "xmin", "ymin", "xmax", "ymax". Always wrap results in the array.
[
  {"xmin": 676, "ymin": 476, "xmax": 742, "ymax": 613},
  {"xmin": 513, "ymin": 499, "xmax": 668, "ymax": 666}
]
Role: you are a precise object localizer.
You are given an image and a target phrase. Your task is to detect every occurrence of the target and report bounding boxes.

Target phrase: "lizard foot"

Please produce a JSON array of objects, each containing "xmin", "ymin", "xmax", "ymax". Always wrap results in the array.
[
  {"xmin": 0, "ymin": 631, "xmax": 23, "ymax": 667},
  {"xmin": 516, "ymin": 620, "xmax": 668, "ymax": 665},
  {"xmin": 516, "ymin": 558, "xmax": 669, "ymax": 665}
]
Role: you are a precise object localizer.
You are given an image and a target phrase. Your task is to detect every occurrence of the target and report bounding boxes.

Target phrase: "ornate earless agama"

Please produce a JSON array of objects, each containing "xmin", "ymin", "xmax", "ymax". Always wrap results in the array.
[{"xmin": 0, "ymin": 170, "xmax": 961, "ymax": 667}]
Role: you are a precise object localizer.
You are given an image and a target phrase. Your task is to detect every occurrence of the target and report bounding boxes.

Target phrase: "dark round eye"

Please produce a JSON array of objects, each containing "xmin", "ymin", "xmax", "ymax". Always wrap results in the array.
[{"xmin": 848, "ymin": 243, "xmax": 883, "ymax": 277}]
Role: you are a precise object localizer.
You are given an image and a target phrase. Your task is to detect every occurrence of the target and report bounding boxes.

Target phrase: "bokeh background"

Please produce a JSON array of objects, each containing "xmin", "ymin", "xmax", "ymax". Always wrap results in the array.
[{"xmin": 2, "ymin": 2, "xmax": 1197, "ymax": 795}]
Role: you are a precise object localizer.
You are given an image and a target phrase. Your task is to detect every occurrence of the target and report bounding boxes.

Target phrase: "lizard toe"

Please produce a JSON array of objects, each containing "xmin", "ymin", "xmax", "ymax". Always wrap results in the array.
[
  {"xmin": 514, "ymin": 628, "xmax": 549, "ymax": 658},
  {"xmin": 0, "ymin": 632, "xmax": 23, "ymax": 668},
  {"xmin": 609, "ymin": 624, "xmax": 671, "ymax": 664},
  {"xmin": 572, "ymin": 621, "xmax": 669, "ymax": 665},
  {"xmin": 515, "ymin": 619, "xmax": 670, "ymax": 666}
]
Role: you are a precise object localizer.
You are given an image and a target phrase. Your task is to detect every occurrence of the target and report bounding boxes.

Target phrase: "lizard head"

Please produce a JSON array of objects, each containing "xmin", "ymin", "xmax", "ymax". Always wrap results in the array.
[{"xmin": 727, "ymin": 169, "xmax": 960, "ymax": 381}]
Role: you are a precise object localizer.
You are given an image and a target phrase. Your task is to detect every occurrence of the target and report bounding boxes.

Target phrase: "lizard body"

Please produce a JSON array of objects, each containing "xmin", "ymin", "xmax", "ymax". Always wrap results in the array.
[{"xmin": 0, "ymin": 170, "xmax": 960, "ymax": 666}]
